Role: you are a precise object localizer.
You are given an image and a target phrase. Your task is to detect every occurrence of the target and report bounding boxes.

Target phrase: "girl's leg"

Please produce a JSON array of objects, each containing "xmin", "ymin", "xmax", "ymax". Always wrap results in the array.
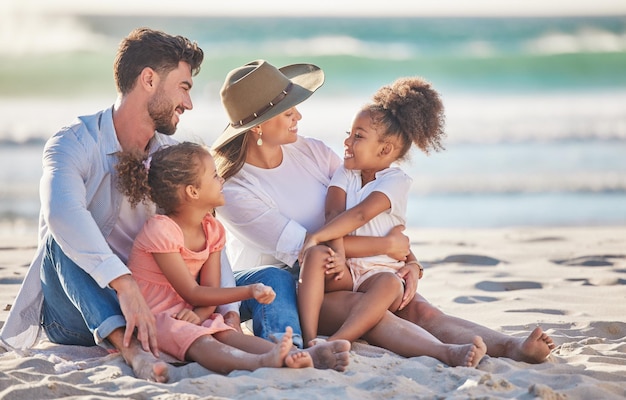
[
  {"xmin": 319, "ymin": 291, "xmax": 486, "ymax": 367},
  {"xmin": 328, "ymin": 272, "xmax": 403, "ymax": 343},
  {"xmin": 298, "ymin": 245, "xmax": 351, "ymax": 346},
  {"xmin": 186, "ymin": 327, "xmax": 311, "ymax": 374}
]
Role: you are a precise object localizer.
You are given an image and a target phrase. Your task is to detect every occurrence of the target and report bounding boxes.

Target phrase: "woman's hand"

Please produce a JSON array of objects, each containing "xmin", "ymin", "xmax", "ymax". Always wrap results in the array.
[
  {"xmin": 385, "ymin": 225, "xmax": 411, "ymax": 261},
  {"xmin": 298, "ymin": 235, "xmax": 320, "ymax": 264},
  {"xmin": 251, "ymin": 283, "xmax": 276, "ymax": 304},
  {"xmin": 395, "ymin": 261, "xmax": 422, "ymax": 310}
]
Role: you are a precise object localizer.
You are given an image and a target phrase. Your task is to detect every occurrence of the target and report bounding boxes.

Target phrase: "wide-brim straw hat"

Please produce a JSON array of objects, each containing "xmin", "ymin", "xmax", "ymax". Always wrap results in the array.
[{"xmin": 212, "ymin": 59, "xmax": 324, "ymax": 151}]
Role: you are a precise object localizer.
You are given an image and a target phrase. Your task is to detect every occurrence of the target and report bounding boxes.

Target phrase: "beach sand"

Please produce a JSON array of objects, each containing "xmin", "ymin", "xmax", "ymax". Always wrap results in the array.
[{"xmin": 1, "ymin": 223, "xmax": 625, "ymax": 399}]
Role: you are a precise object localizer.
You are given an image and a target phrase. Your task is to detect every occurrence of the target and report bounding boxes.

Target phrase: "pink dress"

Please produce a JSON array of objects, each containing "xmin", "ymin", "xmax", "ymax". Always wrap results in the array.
[{"xmin": 127, "ymin": 213, "xmax": 234, "ymax": 361}]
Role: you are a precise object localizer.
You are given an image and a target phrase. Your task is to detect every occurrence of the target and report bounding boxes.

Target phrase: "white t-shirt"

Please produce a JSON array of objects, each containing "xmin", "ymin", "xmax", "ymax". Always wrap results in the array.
[
  {"xmin": 330, "ymin": 165, "xmax": 412, "ymax": 265},
  {"xmin": 216, "ymin": 136, "xmax": 341, "ymax": 270}
]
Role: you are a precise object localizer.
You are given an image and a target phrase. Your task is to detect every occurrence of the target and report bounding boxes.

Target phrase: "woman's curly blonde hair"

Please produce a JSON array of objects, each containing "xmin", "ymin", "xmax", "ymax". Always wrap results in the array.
[
  {"xmin": 367, "ymin": 76, "xmax": 446, "ymax": 161},
  {"xmin": 116, "ymin": 142, "xmax": 209, "ymax": 215}
]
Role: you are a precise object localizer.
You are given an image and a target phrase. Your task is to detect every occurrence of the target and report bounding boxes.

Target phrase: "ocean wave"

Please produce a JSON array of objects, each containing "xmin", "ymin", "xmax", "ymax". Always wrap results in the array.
[
  {"xmin": 0, "ymin": 12, "xmax": 111, "ymax": 56},
  {"xmin": 524, "ymin": 28, "xmax": 626, "ymax": 55}
]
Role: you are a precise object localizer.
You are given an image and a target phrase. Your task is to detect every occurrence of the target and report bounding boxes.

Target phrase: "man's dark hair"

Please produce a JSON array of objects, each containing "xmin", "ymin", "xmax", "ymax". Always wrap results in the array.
[{"xmin": 114, "ymin": 27, "xmax": 204, "ymax": 95}]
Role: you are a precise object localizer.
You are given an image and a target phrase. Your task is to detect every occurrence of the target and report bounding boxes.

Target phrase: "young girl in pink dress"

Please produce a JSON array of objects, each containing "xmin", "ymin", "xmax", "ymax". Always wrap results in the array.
[{"xmin": 116, "ymin": 141, "xmax": 313, "ymax": 374}]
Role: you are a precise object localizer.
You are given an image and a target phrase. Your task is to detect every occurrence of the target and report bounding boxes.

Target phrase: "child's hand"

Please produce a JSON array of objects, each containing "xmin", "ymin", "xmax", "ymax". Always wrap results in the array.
[
  {"xmin": 324, "ymin": 247, "xmax": 347, "ymax": 281},
  {"xmin": 385, "ymin": 225, "xmax": 410, "ymax": 261},
  {"xmin": 252, "ymin": 283, "xmax": 276, "ymax": 304},
  {"xmin": 173, "ymin": 308, "xmax": 201, "ymax": 325}
]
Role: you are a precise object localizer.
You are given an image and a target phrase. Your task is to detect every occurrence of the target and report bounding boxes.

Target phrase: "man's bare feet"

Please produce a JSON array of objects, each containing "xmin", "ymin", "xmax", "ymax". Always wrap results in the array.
[
  {"xmin": 126, "ymin": 349, "xmax": 170, "ymax": 382},
  {"xmin": 305, "ymin": 339, "xmax": 351, "ymax": 372},
  {"xmin": 445, "ymin": 336, "xmax": 487, "ymax": 368},
  {"xmin": 509, "ymin": 326, "xmax": 555, "ymax": 363}
]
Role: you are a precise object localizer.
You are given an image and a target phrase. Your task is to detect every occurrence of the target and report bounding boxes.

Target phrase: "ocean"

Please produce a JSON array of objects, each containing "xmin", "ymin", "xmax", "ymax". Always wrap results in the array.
[{"xmin": 1, "ymin": 14, "xmax": 625, "ymax": 228}]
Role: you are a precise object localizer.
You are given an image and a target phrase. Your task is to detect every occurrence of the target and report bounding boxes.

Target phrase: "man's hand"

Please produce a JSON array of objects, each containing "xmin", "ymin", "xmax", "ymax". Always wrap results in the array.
[{"xmin": 109, "ymin": 274, "xmax": 159, "ymax": 357}]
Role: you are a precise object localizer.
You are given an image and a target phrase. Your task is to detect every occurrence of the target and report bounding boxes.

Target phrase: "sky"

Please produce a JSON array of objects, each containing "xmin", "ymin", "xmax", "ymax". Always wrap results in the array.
[{"xmin": 4, "ymin": 0, "xmax": 626, "ymax": 17}]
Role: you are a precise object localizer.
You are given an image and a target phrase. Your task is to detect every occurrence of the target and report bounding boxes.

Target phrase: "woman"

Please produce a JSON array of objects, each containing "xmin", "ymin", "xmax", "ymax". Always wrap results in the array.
[{"xmin": 213, "ymin": 60, "xmax": 554, "ymax": 363}]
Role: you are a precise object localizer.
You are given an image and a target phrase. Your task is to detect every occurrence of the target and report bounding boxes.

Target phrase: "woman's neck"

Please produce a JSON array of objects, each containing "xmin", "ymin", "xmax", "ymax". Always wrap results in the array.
[{"xmin": 245, "ymin": 142, "xmax": 284, "ymax": 169}]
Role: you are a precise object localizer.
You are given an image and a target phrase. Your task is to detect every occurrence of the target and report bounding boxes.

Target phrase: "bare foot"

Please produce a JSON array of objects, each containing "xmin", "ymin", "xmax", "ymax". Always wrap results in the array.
[
  {"xmin": 128, "ymin": 350, "xmax": 170, "ymax": 382},
  {"xmin": 305, "ymin": 339, "xmax": 351, "ymax": 372},
  {"xmin": 258, "ymin": 326, "xmax": 296, "ymax": 368},
  {"xmin": 446, "ymin": 336, "xmax": 487, "ymax": 368},
  {"xmin": 285, "ymin": 351, "xmax": 314, "ymax": 368},
  {"xmin": 308, "ymin": 337, "xmax": 327, "ymax": 347},
  {"xmin": 510, "ymin": 326, "xmax": 555, "ymax": 363}
]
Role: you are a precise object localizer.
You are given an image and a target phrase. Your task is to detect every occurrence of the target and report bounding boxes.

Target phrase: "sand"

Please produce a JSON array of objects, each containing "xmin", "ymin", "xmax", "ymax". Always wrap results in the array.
[{"xmin": 0, "ymin": 223, "xmax": 625, "ymax": 399}]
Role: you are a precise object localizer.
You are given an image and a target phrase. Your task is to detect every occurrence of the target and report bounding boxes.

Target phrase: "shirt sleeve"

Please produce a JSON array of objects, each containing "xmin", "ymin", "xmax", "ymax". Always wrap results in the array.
[
  {"xmin": 40, "ymin": 127, "xmax": 129, "ymax": 288},
  {"xmin": 134, "ymin": 216, "xmax": 183, "ymax": 254},
  {"xmin": 372, "ymin": 168, "xmax": 413, "ymax": 217},
  {"xmin": 216, "ymin": 249, "xmax": 240, "ymax": 315}
]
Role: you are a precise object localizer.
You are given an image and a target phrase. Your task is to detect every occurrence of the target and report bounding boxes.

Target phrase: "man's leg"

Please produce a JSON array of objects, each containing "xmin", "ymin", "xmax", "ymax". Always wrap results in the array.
[
  {"xmin": 40, "ymin": 236, "xmax": 127, "ymax": 347},
  {"xmin": 234, "ymin": 266, "xmax": 303, "ymax": 348}
]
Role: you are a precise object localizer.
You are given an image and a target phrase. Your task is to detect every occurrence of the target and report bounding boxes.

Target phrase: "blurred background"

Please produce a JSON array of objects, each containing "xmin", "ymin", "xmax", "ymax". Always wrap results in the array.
[{"xmin": 1, "ymin": 0, "xmax": 625, "ymax": 231}]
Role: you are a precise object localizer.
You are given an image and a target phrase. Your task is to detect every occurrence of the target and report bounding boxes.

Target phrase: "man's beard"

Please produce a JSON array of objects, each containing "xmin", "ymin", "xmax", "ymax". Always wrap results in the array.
[{"xmin": 148, "ymin": 89, "xmax": 177, "ymax": 135}]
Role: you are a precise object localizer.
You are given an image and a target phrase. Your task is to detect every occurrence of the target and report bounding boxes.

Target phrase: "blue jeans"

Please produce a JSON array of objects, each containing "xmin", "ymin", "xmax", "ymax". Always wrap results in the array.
[
  {"xmin": 40, "ymin": 236, "xmax": 126, "ymax": 348},
  {"xmin": 235, "ymin": 264, "xmax": 303, "ymax": 348}
]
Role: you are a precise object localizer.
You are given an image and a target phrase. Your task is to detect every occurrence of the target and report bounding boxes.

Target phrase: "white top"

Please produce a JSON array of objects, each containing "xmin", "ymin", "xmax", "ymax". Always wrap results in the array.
[
  {"xmin": 216, "ymin": 136, "xmax": 342, "ymax": 270},
  {"xmin": 330, "ymin": 165, "xmax": 412, "ymax": 264}
]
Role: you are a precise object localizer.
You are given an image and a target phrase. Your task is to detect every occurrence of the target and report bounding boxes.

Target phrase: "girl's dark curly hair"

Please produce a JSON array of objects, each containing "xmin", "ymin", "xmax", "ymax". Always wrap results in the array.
[
  {"xmin": 367, "ymin": 76, "xmax": 446, "ymax": 161},
  {"xmin": 116, "ymin": 142, "xmax": 209, "ymax": 215}
]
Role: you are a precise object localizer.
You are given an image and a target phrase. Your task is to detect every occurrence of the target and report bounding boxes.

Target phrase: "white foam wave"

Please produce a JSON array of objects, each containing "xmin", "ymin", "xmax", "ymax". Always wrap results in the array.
[
  {"xmin": 0, "ymin": 9, "xmax": 110, "ymax": 56},
  {"xmin": 205, "ymin": 35, "xmax": 415, "ymax": 60},
  {"xmin": 524, "ymin": 28, "xmax": 626, "ymax": 55}
]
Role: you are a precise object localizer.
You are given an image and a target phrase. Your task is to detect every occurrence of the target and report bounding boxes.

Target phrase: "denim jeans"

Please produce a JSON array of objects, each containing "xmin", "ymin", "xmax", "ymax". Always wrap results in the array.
[
  {"xmin": 40, "ymin": 236, "xmax": 126, "ymax": 348},
  {"xmin": 234, "ymin": 264, "xmax": 303, "ymax": 348}
]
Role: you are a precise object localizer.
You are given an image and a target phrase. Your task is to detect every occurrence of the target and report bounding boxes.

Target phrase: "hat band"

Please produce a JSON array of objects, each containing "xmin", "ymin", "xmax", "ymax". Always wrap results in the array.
[{"xmin": 231, "ymin": 82, "xmax": 293, "ymax": 128}]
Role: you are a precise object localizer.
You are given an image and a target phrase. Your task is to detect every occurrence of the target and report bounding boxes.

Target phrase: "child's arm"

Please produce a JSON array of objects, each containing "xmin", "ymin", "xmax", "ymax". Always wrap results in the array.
[
  {"xmin": 301, "ymin": 190, "xmax": 391, "ymax": 256},
  {"xmin": 152, "ymin": 252, "xmax": 276, "ymax": 313},
  {"xmin": 319, "ymin": 186, "xmax": 348, "ymax": 279},
  {"xmin": 192, "ymin": 251, "xmax": 222, "ymax": 321}
]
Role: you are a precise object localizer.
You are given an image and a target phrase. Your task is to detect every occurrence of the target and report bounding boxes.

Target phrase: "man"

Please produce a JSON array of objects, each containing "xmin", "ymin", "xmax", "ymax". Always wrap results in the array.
[{"xmin": 0, "ymin": 27, "xmax": 208, "ymax": 382}]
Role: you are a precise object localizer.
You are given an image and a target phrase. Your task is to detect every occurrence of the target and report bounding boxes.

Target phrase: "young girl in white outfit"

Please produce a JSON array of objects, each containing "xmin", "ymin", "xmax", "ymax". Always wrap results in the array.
[{"xmin": 297, "ymin": 77, "xmax": 487, "ymax": 368}]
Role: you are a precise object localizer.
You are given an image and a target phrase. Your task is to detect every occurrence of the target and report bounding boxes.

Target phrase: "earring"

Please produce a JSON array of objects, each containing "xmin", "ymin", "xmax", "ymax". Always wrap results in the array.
[{"xmin": 257, "ymin": 131, "xmax": 263, "ymax": 146}]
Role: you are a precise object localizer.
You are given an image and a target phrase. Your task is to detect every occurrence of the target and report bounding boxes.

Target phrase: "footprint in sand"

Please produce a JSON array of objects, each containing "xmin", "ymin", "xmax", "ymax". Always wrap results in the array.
[
  {"xmin": 454, "ymin": 295, "xmax": 499, "ymax": 304},
  {"xmin": 505, "ymin": 308, "xmax": 566, "ymax": 315},
  {"xmin": 436, "ymin": 254, "xmax": 503, "ymax": 266},
  {"xmin": 566, "ymin": 277, "xmax": 626, "ymax": 286},
  {"xmin": 475, "ymin": 280, "xmax": 542, "ymax": 292},
  {"xmin": 551, "ymin": 255, "xmax": 624, "ymax": 267}
]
